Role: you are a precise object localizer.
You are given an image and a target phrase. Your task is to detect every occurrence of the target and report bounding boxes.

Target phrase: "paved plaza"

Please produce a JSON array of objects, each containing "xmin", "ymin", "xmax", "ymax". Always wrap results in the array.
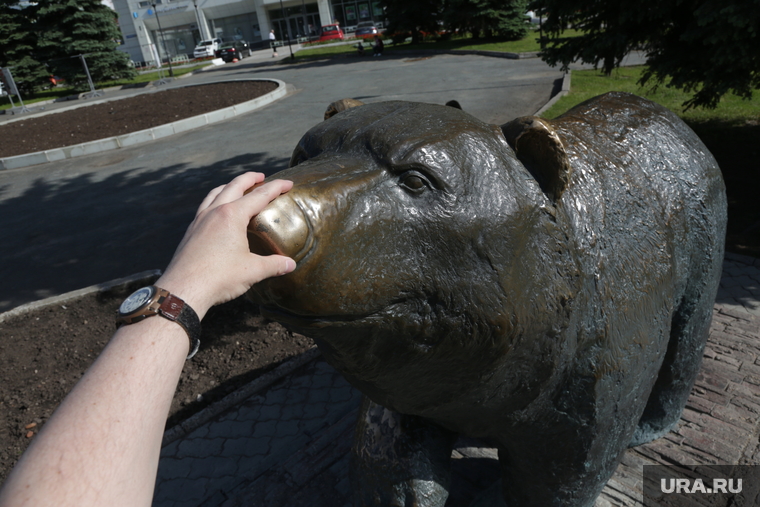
[
  {"xmin": 0, "ymin": 47, "xmax": 757, "ymax": 506},
  {"xmin": 0, "ymin": 47, "xmax": 566, "ymax": 312}
]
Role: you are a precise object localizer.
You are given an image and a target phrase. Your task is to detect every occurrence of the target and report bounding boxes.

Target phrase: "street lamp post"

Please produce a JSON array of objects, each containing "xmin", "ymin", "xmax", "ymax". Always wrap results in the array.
[
  {"xmin": 192, "ymin": 0, "xmax": 206, "ymax": 41},
  {"xmin": 152, "ymin": 2, "xmax": 175, "ymax": 77},
  {"xmin": 300, "ymin": 0, "xmax": 307, "ymax": 38},
  {"xmin": 277, "ymin": 0, "xmax": 295, "ymax": 60}
]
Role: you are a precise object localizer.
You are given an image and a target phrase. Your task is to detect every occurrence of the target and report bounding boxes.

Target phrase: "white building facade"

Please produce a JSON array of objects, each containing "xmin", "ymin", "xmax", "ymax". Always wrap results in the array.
[{"xmin": 113, "ymin": 0, "xmax": 384, "ymax": 65}]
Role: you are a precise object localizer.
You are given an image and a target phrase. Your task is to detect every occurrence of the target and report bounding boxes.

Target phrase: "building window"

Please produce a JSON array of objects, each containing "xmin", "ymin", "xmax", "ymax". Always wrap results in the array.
[{"xmin": 331, "ymin": 0, "xmax": 383, "ymax": 27}]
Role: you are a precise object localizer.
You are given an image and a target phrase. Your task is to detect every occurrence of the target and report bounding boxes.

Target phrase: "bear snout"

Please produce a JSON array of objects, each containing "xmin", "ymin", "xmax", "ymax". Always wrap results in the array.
[{"xmin": 248, "ymin": 195, "xmax": 313, "ymax": 262}]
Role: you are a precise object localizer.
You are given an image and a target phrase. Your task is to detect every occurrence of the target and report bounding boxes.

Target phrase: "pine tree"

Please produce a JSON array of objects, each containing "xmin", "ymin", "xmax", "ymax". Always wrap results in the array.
[
  {"xmin": 0, "ymin": 0, "xmax": 48, "ymax": 96},
  {"xmin": 35, "ymin": 0, "xmax": 135, "ymax": 88},
  {"xmin": 468, "ymin": 0, "xmax": 527, "ymax": 40},
  {"xmin": 444, "ymin": 0, "xmax": 529, "ymax": 40},
  {"xmin": 382, "ymin": 0, "xmax": 443, "ymax": 44},
  {"xmin": 493, "ymin": 0, "xmax": 529, "ymax": 40}
]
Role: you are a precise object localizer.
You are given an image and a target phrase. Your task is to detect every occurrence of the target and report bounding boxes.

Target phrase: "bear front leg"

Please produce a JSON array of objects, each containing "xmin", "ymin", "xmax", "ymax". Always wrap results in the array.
[{"xmin": 350, "ymin": 396, "xmax": 457, "ymax": 507}]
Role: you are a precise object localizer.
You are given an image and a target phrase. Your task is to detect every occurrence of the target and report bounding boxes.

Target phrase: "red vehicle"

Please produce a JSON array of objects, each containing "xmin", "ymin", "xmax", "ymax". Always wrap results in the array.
[
  {"xmin": 354, "ymin": 21, "xmax": 380, "ymax": 39},
  {"xmin": 318, "ymin": 24, "xmax": 344, "ymax": 42}
]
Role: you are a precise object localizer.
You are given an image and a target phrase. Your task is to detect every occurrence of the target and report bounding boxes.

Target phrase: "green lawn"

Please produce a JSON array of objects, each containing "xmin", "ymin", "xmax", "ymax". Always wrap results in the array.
[
  {"xmin": 291, "ymin": 42, "xmax": 363, "ymax": 59},
  {"xmin": 98, "ymin": 64, "xmax": 209, "ymax": 88},
  {"xmin": 0, "ymin": 88, "xmax": 75, "ymax": 110},
  {"xmin": 0, "ymin": 63, "xmax": 210, "ymax": 110},
  {"xmin": 292, "ymin": 29, "xmax": 581, "ymax": 61},
  {"xmin": 540, "ymin": 66, "xmax": 760, "ymax": 258},
  {"xmin": 541, "ymin": 66, "xmax": 760, "ymax": 125}
]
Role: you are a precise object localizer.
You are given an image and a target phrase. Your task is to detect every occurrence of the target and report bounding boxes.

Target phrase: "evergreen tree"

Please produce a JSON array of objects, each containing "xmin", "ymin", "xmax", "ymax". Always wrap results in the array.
[
  {"xmin": 382, "ymin": 0, "xmax": 443, "ymax": 43},
  {"xmin": 534, "ymin": 0, "xmax": 760, "ymax": 109},
  {"xmin": 35, "ymin": 0, "xmax": 135, "ymax": 88},
  {"xmin": 0, "ymin": 0, "xmax": 48, "ymax": 96},
  {"xmin": 445, "ymin": 0, "xmax": 529, "ymax": 40}
]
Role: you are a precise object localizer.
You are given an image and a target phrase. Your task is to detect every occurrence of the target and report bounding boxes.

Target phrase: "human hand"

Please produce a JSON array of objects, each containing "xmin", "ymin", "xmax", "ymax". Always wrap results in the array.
[{"xmin": 157, "ymin": 172, "xmax": 295, "ymax": 319}]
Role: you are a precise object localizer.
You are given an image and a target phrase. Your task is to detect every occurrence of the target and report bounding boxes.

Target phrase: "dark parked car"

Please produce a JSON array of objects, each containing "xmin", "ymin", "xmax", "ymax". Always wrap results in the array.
[
  {"xmin": 354, "ymin": 21, "xmax": 379, "ymax": 39},
  {"xmin": 215, "ymin": 40, "xmax": 251, "ymax": 62}
]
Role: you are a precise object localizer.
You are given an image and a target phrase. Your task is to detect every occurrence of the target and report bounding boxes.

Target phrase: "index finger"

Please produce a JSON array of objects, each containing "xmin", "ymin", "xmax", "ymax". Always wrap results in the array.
[
  {"xmin": 240, "ymin": 179, "xmax": 294, "ymax": 220},
  {"xmin": 209, "ymin": 172, "xmax": 266, "ymax": 208}
]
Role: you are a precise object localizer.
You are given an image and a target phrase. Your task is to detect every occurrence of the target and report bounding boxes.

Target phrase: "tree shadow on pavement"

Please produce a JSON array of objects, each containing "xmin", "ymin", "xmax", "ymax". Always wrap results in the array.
[{"xmin": 0, "ymin": 151, "xmax": 288, "ymax": 312}]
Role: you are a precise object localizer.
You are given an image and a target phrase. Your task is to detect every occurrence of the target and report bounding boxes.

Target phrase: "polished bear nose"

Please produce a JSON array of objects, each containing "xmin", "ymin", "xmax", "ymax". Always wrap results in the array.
[{"xmin": 248, "ymin": 195, "xmax": 312, "ymax": 262}]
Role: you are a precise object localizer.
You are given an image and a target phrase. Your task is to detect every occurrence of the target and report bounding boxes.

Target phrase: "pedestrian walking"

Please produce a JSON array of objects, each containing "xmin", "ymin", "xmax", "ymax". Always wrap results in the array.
[{"xmin": 270, "ymin": 29, "xmax": 278, "ymax": 57}]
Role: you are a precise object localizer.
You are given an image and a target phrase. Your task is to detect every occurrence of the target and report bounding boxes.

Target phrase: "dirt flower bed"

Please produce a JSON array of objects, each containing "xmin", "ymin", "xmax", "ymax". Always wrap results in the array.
[
  {"xmin": 0, "ymin": 79, "xmax": 296, "ymax": 483},
  {"xmin": 0, "ymin": 80, "xmax": 277, "ymax": 159},
  {"xmin": 0, "ymin": 281, "xmax": 313, "ymax": 483}
]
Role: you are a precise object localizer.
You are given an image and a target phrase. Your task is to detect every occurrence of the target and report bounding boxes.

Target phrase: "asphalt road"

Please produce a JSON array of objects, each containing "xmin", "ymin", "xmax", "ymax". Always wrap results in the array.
[{"xmin": 0, "ymin": 51, "xmax": 565, "ymax": 311}]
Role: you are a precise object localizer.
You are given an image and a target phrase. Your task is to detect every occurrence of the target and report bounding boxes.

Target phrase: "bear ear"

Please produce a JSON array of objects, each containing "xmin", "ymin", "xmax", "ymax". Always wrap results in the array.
[
  {"xmin": 500, "ymin": 116, "xmax": 572, "ymax": 203},
  {"xmin": 324, "ymin": 98, "xmax": 366, "ymax": 120},
  {"xmin": 445, "ymin": 99, "xmax": 462, "ymax": 110}
]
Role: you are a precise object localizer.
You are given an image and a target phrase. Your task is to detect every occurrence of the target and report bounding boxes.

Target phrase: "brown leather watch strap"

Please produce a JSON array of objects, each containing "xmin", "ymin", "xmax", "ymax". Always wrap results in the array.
[
  {"xmin": 158, "ymin": 293, "xmax": 201, "ymax": 359},
  {"xmin": 158, "ymin": 293, "xmax": 185, "ymax": 320},
  {"xmin": 116, "ymin": 286, "xmax": 202, "ymax": 360}
]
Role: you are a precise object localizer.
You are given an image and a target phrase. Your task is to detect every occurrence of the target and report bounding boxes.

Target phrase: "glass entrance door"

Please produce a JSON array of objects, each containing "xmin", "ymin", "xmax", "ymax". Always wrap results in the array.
[{"xmin": 272, "ymin": 3, "xmax": 322, "ymax": 40}]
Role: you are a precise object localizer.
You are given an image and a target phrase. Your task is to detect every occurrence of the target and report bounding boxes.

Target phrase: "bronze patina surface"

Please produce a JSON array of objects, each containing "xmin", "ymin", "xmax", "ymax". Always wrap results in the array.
[{"xmin": 246, "ymin": 93, "xmax": 727, "ymax": 506}]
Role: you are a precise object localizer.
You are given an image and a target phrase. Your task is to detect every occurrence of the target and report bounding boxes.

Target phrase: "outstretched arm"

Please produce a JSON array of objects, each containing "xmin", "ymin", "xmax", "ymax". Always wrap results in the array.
[{"xmin": 0, "ymin": 172, "xmax": 294, "ymax": 507}]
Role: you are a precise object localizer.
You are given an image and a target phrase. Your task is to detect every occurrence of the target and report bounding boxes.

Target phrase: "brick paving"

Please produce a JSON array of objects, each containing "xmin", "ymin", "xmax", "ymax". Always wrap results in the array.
[
  {"xmin": 153, "ymin": 253, "xmax": 760, "ymax": 507},
  {"xmin": 153, "ymin": 360, "xmax": 362, "ymax": 506}
]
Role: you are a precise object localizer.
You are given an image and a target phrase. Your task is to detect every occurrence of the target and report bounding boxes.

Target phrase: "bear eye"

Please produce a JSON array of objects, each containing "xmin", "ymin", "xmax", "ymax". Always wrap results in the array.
[{"xmin": 399, "ymin": 171, "xmax": 430, "ymax": 194}]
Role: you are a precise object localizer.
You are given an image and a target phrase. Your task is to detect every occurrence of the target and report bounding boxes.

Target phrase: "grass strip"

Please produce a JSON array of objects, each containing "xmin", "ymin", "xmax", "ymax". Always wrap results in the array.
[
  {"xmin": 1, "ymin": 63, "xmax": 210, "ymax": 111},
  {"xmin": 292, "ymin": 29, "xmax": 582, "ymax": 61},
  {"xmin": 541, "ymin": 66, "xmax": 760, "ymax": 258}
]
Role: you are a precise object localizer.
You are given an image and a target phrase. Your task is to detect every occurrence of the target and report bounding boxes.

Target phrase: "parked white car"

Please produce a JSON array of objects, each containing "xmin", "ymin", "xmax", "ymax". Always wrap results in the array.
[{"xmin": 193, "ymin": 38, "xmax": 223, "ymax": 59}]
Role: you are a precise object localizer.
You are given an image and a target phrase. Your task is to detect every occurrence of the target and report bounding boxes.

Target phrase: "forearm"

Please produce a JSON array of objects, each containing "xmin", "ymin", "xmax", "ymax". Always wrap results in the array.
[
  {"xmin": 0, "ymin": 316, "xmax": 189, "ymax": 507},
  {"xmin": 0, "ymin": 174, "xmax": 295, "ymax": 507}
]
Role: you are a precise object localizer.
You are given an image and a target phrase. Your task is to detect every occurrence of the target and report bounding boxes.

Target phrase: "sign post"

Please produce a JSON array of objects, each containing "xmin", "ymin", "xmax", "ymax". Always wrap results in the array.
[
  {"xmin": 79, "ymin": 55, "xmax": 104, "ymax": 99},
  {"xmin": 0, "ymin": 67, "xmax": 30, "ymax": 114}
]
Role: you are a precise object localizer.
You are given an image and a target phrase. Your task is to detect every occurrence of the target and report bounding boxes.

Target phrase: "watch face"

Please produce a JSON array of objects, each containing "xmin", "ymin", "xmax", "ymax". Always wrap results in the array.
[{"xmin": 119, "ymin": 286, "xmax": 155, "ymax": 315}]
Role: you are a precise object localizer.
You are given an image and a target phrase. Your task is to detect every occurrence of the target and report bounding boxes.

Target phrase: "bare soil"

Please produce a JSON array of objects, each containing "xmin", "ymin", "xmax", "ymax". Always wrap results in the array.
[
  {"xmin": 0, "ymin": 80, "xmax": 277, "ymax": 158},
  {"xmin": 0, "ymin": 79, "xmax": 305, "ymax": 483},
  {"xmin": 0, "ymin": 280, "xmax": 313, "ymax": 483}
]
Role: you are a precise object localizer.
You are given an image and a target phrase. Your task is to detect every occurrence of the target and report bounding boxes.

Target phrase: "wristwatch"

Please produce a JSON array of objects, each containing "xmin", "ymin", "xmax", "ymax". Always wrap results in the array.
[{"xmin": 116, "ymin": 286, "xmax": 201, "ymax": 359}]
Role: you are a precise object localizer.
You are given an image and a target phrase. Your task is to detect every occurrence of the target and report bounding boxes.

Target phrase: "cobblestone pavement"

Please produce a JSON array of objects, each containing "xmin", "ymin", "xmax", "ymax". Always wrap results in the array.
[
  {"xmin": 154, "ymin": 359, "xmax": 361, "ymax": 507},
  {"xmin": 153, "ymin": 253, "xmax": 760, "ymax": 507},
  {"xmin": 717, "ymin": 253, "xmax": 760, "ymax": 318}
]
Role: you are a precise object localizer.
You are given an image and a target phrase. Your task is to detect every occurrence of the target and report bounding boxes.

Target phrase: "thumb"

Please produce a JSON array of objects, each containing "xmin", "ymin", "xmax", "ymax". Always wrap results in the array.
[{"xmin": 245, "ymin": 254, "xmax": 296, "ymax": 285}]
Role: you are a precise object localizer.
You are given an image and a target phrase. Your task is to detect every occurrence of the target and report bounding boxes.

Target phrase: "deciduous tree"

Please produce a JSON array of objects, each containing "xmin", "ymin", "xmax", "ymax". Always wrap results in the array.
[{"xmin": 534, "ymin": 0, "xmax": 760, "ymax": 108}]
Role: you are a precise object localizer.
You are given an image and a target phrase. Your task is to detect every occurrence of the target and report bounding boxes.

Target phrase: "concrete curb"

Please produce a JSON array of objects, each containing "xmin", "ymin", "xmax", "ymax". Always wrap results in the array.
[
  {"xmin": 161, "ymin": 347, "xmax": 321, "ymax": 447},
  {"xmin": 0, "ymin": 78, "xmax": 288, "ymax": 171},
  {"xmin": 535, "ymin": 70, "xmax": 571, "ymax": 116},
  {"xmin": 302, "ymin": 47, "xmax": 540, "ymax": 62},
  {"xmin": 0, "ymin": 269, "xmax": 161, "ymax": 324},
  {"xmin": 384, "ymin": 49, "xmax": 540, "ymax": 60},
  {"xmin": 448, "ymin": 49, "xmax": 540, "ymax": 59}
]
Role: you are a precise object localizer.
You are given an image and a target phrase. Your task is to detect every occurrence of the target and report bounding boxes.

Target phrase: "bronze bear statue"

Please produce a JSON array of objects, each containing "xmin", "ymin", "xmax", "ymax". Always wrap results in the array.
[{"xmin": 246, "ymin": 92, "xmax": 727, "ymax": 506}]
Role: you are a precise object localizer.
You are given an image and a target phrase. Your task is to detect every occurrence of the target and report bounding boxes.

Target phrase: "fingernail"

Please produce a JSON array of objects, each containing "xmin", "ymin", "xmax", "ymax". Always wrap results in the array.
[{"xmin": 283, "ymin": 258, "xmax": 296, "ymax": 274}]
